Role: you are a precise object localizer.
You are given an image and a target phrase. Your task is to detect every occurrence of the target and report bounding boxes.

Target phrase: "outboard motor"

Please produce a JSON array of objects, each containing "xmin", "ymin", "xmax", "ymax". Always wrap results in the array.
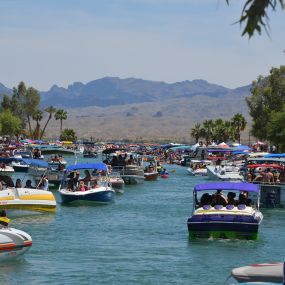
[{"xmin": 265, "ymin": 190, "xmax": 276, "ymax": 208}]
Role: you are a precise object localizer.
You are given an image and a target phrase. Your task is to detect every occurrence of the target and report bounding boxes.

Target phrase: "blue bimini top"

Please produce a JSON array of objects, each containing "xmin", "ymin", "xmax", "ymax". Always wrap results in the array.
[{"xmin": 194, "ymin": 182, "xmax": 259, "ymax": 193}]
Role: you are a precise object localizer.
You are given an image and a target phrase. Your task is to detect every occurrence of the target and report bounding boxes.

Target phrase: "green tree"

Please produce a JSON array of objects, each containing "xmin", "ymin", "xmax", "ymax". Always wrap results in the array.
[
  {"xmin": 190, "ymin": 123, "xmax": 203, "ymax": 143},
  {"xmin": 247, "ymin": 65, "xmax": 285, "ymax": 140},
  {"xmin": 0, "ymin": 110, "xmax": 21, "ymax": 136},
  {"xmin": 226, "ymin": 0, "xmax": 285, "ymax": 38},
  {"xmin": 202, "ymin": 119, "xmax": 214, "ymax": 143},
  {"xmin": 60, "ymin": 128, "xmax": 77, "ymax": 141},
  {"xmin": 231, "ymin": 113, "xmax": 247, "ymax": 143},
  {"xmin": 55, "ymin": 109, "xmax": 68, "ymax": 133},
  {"xmin": 40, "ymin": 106, "xmax": 57, "ymax": 139},
  {"xmin": 267, "ymin": 104, "xmax": 285, "ymax": 151},
  {"xmin": 1, "ymin": 94, "xmax": 11, "ymax": 111},
  {"xmin": 25, "ymin": 87, "xmax": 41, "ymax": 136},
  {"xmin": 32, "ymin": 110, "xmax": 43, "ymax": 140}
]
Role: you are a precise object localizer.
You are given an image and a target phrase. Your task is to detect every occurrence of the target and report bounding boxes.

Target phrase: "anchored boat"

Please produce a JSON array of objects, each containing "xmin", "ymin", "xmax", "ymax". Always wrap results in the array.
[
  {"xmin": 187, "ymin": 182, "xmax": 263, "ymax": 240},
  {"xmin": 59, "ymin": 163, "xmax": 115, "ymax": 205}
]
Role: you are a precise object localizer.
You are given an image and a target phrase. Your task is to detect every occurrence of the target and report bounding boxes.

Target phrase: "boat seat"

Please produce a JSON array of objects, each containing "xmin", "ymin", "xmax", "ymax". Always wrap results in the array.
[
  {"xmin": 237, "ymin": 204, "xmax": 246, "ymax": 210},
  {"xmin": 214, "ymin": 204, "xmax": 223, "ymax": 210},
  {"xmin": 226, "ymin": 204, "xmax": 235, "ymax": 210}
]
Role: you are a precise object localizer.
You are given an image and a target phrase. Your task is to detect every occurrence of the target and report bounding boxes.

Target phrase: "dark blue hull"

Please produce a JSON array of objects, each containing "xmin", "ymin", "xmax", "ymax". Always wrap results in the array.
[
  {"xmin": 187, "ymin": 214, "xmax": 260, "ymax": 239},
  {"xmin": 60, "ymin": 190, "xmax": 115, "ymax": 205}
]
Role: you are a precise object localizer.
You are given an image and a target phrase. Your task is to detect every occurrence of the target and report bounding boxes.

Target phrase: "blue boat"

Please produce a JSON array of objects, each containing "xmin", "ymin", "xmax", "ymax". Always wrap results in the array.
[
  {"xmin": 58, "ymin": 163, "xmax": 115, "ymax": 205},
  {"xmin": 187, "ymin": 182, "xmax": 263, "ymax": 240}
]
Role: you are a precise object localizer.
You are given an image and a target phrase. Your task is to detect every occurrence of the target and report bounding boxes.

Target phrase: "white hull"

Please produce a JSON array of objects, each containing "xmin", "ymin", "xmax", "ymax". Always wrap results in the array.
[
  {"xmin": 206, "ymin": 165, "xmax": 244, "ymax": 181},
  {"xmin": 0, "ymin": 227, "xmax": 32, "ymax": 261}
]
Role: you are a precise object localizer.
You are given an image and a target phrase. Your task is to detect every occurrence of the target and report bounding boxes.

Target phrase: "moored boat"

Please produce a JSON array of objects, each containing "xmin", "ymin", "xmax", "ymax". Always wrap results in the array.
[
  {"xmin": 187, "ymin": 182, "xmax": 263, "ymax": 240},
  {"xmin": 58, "ymin": 163, "xmax": 115, "ymax": 205}
]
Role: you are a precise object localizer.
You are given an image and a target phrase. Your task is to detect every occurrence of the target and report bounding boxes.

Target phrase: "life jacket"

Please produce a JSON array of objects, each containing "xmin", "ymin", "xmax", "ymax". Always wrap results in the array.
[{"xmin": 0, "ymin": 216, "xmax": 10, "ymax": 226}]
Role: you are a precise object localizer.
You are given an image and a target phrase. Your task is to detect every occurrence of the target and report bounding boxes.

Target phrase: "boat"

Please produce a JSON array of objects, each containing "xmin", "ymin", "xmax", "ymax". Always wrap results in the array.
[
  {"xmin": 11, "ymin": 160, "xmax": 30, "ymax": 173},
  {"xmin": 243, "ymin": 157, "xmax": 285, "ymax": 208},
  {"xmin": 109, "ymin": 171, "xmax": 125, "ymax": 194},
  {"xmin": 144, "ymin": 156, "xmax": 159, "ymax": 181},
  {"xmin": 58, "ymin": 163, "xmax": 115, "ymax": 205},
  {"xmin": 83, "ymin": 150, "xmax": 98, "ymax": 158},
  {"xmin": 187, "ymin": 182, "xmax": 263, "ymax": 240},
  {"xmin": 0, "ymin": 163, "xmax": 14, "ymax": 176},
  {"xmin": 0, "ymin": 178, "xmax": 56, "ymax": 213},
  {"xmin": 102, "ymin": 149, "xmax": 145, "ymax": 185},
  {"xmin": 0, "ymin": 226, "xmax": 32, "ymax": 261},
  {"xmin": 187, "ymin": 160, "xmax": 212, "ymax": 176},
  {"xmin": 231, "ymin": 262, "xmax": 284, "ymax": 284},
  {"xmin": 206, "ymin": 164, "xmax": 244, "ymax": 181}
]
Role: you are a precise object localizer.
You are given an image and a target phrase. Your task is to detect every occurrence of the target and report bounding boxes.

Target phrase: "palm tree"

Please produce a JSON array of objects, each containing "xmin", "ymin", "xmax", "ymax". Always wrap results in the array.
[
  {"xmin": 55, "ymin": 109, "xmax": 68, "ymax": 133},
  {"xmin": 32, "ymin": 110, "xmax": 43, "ymax": 140},
  {"xmin": 202, "ymin": 119, "xmax": 214, "ymax": 144},
  {"xmin": 190, "ymin": 124, "xmax": 202, "ymax": 143},
  {"xmin": 231, "ymin": 113, "xmax": 247, "ymax": 143},
  {"xmin": 40, "ymin": 106, "xmax": 57, "ymax": 139}
]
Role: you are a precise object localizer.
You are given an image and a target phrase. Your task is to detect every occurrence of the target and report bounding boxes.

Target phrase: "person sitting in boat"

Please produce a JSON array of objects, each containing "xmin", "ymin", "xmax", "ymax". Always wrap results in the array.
[
  {"xmin": 81, "ymin": 170, "xmax": 91, "ymax": 184},
  {"xmin": 161, "ymin": 168, "xmax": 168, "ymax": 175},
  {"xmin": 227, "ymin": 192, "xmax": 237, "ymax": 206},
  {"xmin": 79, "ymin": 181, "xmax": 86, "ymax": 192},
  {"xmin": 0, "ymin": 179, "xmax": 3, "ymax": 191},
  {"xmin": 25, "ymin": 179, "xmax": 35, "ymax": 189},
  {"xmin": 0, "ymin": 162, "xmax": 6, "ymax": 169},
  {"xmin": 67, "ymin": 171, "xmax": 80, "ymax": 191},
  {"xmin": 212, "ymin": 190, "xmax": 227, "ymax": 206},
  {"xmin": 15, "ymin": 178, "xmax": 22, "ymax": 188},
  {"xmin": 127, "ymin": 155, "xmax": 134, "ymax": 165},
  {"xmin": 0, "ymin": 210, "xmax": 10, "ymax": 228},
  {"xmin": 199, "ymin": 193, "xmax": 212, "ymax": 207},
  {"xmin": 111, "ymin": 156, "xmax": 118, "ymax": 166}
]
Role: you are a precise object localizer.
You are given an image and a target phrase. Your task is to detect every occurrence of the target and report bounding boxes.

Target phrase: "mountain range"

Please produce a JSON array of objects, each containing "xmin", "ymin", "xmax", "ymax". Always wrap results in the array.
[{"xmin": 0, "ymin": 77, "xmax": 251, "ymax": 142}]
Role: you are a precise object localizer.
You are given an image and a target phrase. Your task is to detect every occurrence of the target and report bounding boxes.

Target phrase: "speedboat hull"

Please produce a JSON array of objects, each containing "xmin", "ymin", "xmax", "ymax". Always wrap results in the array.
[
  {"xmin": 144, "ymin": 172, "xmax": 158, "ymax": 181},
  {"xmin": 0, "ymin": 227, "xmax": 32, "ymax": 261},
  {"xmin": 121, "ymin": 175, "xmax": 145, "ymax": 185},
  {"xmin": 59, "ymin": 188, "xmax": 115, "ymax": 205},
  {"xmin": 0, "ymin": 188, "xmax": 56, "ymax": 213},
  {"xmin": 231, "ymin": 262, "xmax": 284, "ymax": 283},
  {"xmin": 187, "ymin": 208, "xmax": 262, "ymax": 240}
]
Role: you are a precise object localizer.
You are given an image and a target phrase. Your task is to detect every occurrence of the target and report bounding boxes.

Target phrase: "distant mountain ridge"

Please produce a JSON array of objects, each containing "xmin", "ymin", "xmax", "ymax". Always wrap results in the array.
[{"xmin": 0, "ymin": 77, "xmax": 250, "ymax": 109}]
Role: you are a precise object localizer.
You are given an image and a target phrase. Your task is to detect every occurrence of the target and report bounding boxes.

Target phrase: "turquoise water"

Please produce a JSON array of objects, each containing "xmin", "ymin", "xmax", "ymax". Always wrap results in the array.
[{"xmin": 1, "ymin": 158, "xmax": 285, "ymax": 285}]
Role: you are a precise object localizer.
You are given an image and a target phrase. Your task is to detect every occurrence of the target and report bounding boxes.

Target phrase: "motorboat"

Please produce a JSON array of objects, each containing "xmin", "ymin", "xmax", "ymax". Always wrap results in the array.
[
  {"xmin": 0, "ymin": 163, "xmax": 14, "ymax": 176},
  {"xmin": 109, "ymin": 171, "xmax": 125, "ymax": 194},
  {"xmin": 11, "ymin": 160, "xmax": 30, "ymax": 173},
  {"xmin": 206, "ymin": 164, "xmax": 244, "ymax": 181},
  {"xmin": 187, "ymin": 182, "xmax": 263, "ymax": 240},
  {"xmin": 59, "ymin": 163, "xmax": 115, "ymax": 205},
  {"xmin": 0, "ymin": 226, "xmax": 32, "ymax": 261},
  {"xmin": 144, "ymin": 156, "xmax": 159, "ymax": 181},
  {"xmin": 187, "ymin": 160, "xmax": 212, "ymax": 176},
  {"xmin": 243, "ymin": 157, "xmax": 285, "ymax": 208},
  {"xmin": 47, "ymin": 155, "xmax": 67, "ymax": 171},
  {"xmin": 0, "ymin": 184, "xmax": 56, "ymax": 213},
  {"xmin": 231, "ymin": 262, "xmax": 284, "ymax": 283},
  {"xmin": 102, "ymin": 149, "xmax": 145, "ymax": 185}
]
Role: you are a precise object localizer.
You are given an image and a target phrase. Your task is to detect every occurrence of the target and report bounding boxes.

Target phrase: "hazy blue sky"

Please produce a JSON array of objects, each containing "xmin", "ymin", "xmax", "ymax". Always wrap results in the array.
[{"xmin": 0, "ymin": 0, "xmax": 284, "ymax": 90}]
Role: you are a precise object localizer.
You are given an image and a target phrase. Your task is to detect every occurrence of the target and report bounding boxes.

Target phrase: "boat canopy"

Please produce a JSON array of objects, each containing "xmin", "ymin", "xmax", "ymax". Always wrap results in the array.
[
  {"xmin": 264, "ymin": 153, "xmax": 285, "ymax": 158},
  {"xmin": 21, "ymin": 158, "xmax": 49, "ymax": 168},
  {"xmin": 194, "ymin": 182, "xmax": 260, "ymax": 193},
  {"xmin": 67, "ymin": 163, "xmax": 107, "ymax": 172}
]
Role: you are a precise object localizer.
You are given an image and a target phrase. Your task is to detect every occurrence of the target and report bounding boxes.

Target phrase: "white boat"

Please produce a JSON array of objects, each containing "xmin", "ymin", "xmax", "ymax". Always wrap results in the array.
[
  {"xmin": 0, "ymin": 164, "xmax": 14, "ymax": 176},
  {"xmin": 0, "ymin": 226, "xmax": 32, "ymax": 261},
  {"xmin": 59, "ymin": 163, "xmax": 115, "ymax": 205},
  {"xmin": 206, "ymin": 165, "xmax": 244, "ymax": 181},
  {"xmin": 187, "ymin": 160, "xmax": 212, "ymax": 176},
  {"xmin": 109, "ymin": 172, "xmax": 125, "ymax": 194},
  {"xmin": 0, "ymin": 176, "xmax": 56, "ymax": 213},
  {"xmin": 231, "ymin": 262, "xmax": 284, "ymax": 283},
  {"xmin": 11, "ymin": 161, "xmax": 30, "ymax": 172}
]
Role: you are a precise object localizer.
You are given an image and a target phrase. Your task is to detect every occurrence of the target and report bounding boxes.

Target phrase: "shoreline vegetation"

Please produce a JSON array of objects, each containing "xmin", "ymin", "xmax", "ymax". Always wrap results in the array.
[{"xmin": 0, "ymin": 65, "xmax": 284, "ymax": 151}]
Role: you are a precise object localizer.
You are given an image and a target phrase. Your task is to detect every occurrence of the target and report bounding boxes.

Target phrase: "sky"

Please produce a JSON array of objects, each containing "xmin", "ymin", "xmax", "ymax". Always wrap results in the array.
[{"xmin": 0, "ymin": 0, "xmax": 284, "ymax": 90}]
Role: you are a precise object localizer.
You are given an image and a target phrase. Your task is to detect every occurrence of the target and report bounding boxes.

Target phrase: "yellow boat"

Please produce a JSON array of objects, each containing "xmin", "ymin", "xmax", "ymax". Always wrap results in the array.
[{"xmin": 0, "ymin": 187, "xmax": 56, "ymax": 213}]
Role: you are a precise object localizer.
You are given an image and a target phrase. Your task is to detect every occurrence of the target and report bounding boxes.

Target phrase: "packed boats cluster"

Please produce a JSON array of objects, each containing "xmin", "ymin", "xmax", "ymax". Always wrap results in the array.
[{"xmin": 0, "ymin": 138, "xmax": 284, "ymax": 283}]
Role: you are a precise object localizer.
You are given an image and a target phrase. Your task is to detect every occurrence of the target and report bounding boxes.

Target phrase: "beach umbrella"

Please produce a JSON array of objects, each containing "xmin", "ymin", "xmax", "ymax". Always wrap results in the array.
[{"xmin": 218, "ymin": 142, "xmax": 229, "ymax": 148}]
